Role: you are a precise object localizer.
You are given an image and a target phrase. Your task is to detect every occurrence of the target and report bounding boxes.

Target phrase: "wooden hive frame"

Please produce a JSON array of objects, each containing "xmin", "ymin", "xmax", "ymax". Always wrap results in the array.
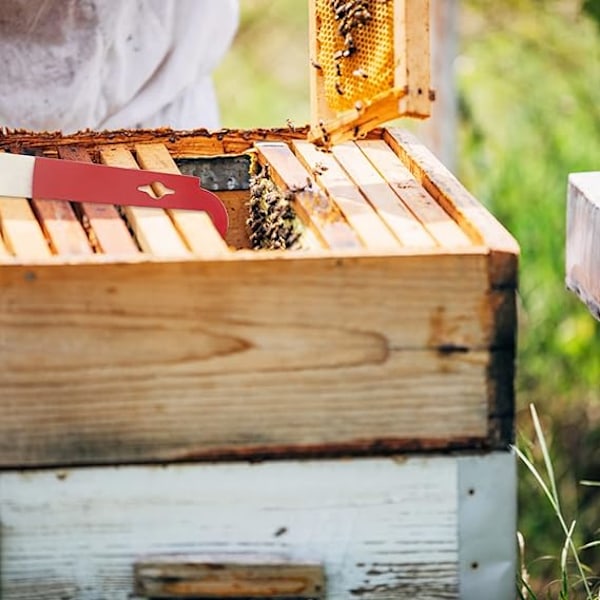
[
  {"xmin": 309, "ymin": 0, "xmax": 432, "ymax": 146},
  {"xmin": 0, "ymin": 126, "xmax": 518, "ymax": 469}
]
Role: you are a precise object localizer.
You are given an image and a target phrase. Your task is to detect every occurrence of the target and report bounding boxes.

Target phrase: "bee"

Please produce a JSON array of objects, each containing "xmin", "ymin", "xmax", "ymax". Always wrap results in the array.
[
  {"xmin": 312, "ymin": 161, "xmax": 329, "ymax": 176},
  {"xmin": 353, "ymin": 68, "xmax": 368, "ymax": 79},
  {"xmin": 335, "ymin": 81, "xmax": 345, "ymax": 95}
]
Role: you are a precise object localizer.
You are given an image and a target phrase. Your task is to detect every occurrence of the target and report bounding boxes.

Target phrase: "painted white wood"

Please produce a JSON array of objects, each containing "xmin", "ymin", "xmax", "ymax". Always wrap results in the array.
[
  {"xmin": 1, "ymin": 458, "xmax": 458, "ymax": 599},
  {"xmin": 0, "ymin": 153, "xmax": 35, "ymax": 198},
  {"xmin": 566, "ymin": 171, "xmax": 600, "ymax": 318},
  {"xmin": 0, "ymin": 454, "xmax": 516, "ymax": 599},
  {"xmin": 458, "ymin": 452, "xmax": 517, "ymax": 600}
]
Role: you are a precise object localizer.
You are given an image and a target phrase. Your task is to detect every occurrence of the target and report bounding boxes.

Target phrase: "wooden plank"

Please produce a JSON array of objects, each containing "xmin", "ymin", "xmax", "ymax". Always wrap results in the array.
[
  {"xmin": 255, "ymin": 142, "xmax": 361, "ymax": 250},
  {"xmin": 99, "ymin": 147, "xmax": 189, "ymax": 257},
  {"xmin": 57, "ymin": 146, "xmax": 139, "ymax": 255},
  {"xmin": 292, "ymin": 141, "xmax": 401, "ymax": 249},
  {"xmin": 30, "ymin": 197, "xmax": 92, "ymax": 256},
  {"xmin": 135, "ymin": 560, "xmax": 325, "ymax": 599},
  {"xmin": 0, "ymin": 126, "xmax": 327, "ymax": 157},
  {"xmin": 566, "ymin": 172, "xmax": 600, "ymax": 319},
  {"xmin": 0, "ymin": 196, "xmax": 52, "ymax": 259},
  {"xmin": 28, "ymin": 148, "xmax": 93, "ymax": 256},
  {"xmin": 0, "ymin": 152, "xmax": 51, "ymax": 259},
  {"xmin": 0, "ymin": 233, "xmax": 10, "ymax": 257},
  {"xmin": 308, "ymin": 0, "xmax": 335, "ymax": 133},
  {"xmin": 457, "ymin": 453, "xmax": 517, "ymax": 600},
  {"xmin": 0, "ymin": 457, "xmax": 460, "ymax": 599},
  {"xmin": 359, "ymin": 140, "xmax": 472, "ymax": 248},
  {"xmin": 0, "ymin": 252, "xmax": 508, "ymax": 467},
  {"xmin": 396, "ymin": 0, "xmax": 432, "ymax": 117},
  {"xmin": 383, "ymin": 129, "xmax": 520, "ymax": 287},
  {"xmin": 134, "ymin": 144, "xmax": 229, "ymax": 259},
  {"xmin": 332, "ymin": 142, "xmax": 437, "ymax": 248},
  {"xmin": 217, "ymin": 189, "xmax": 251, "ymax": 250}
]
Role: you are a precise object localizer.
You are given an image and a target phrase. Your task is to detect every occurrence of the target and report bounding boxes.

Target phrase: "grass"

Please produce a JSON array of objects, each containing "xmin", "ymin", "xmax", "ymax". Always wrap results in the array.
[
  {"xmin": 215, "ymin": 0, "xmax": 600, "ymax": 593},
  {"xmin": 516, "ymin": 405, "xmax": 599, "ymax": 598}
]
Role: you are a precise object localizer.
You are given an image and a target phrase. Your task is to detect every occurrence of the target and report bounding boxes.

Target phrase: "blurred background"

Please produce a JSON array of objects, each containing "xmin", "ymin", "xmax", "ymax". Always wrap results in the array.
[{"xmin": 215, "ymin": 0, "xmax": 600, "ymax": 592}]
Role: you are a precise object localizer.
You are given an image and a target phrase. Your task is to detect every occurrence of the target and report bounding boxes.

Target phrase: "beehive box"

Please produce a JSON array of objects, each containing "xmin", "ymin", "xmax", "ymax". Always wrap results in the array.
[
  {"xmin": 566, "ymin": 172, "xmax": 600, "ymax": 319},
  {"xmin": 0, "ymin": 127, "xmax": 518, "ymax": 599}
]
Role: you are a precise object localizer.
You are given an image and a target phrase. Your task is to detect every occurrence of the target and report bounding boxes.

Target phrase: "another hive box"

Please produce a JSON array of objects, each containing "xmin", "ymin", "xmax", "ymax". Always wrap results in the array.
[{"xmin": 0, "ymin": 127, "xmax": 518, "ymax": 468}]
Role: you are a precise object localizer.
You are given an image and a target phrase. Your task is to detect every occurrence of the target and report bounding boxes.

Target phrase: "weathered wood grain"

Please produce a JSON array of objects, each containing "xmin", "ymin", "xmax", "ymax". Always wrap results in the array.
[
  {"xmin": 57, "ymin": 146, "xmax": 139, "ymax": 255},
  {"xmin": 383, "ymin": 129, "xmax": 519, "ymax": 288},
  {"xmin": 396, "ymin": 0, "xmax": 432, "ymax": 117},
  {"xmin": 0, "ymin": 457, "xmax": 460, "ymax": 600},
  {"xmin": 0, "ymin": 252, "xmax": 505, "ymax": 467},
  {"xmin": 255, "ymin": 142, "xmax": 360, "ymax": 250},
  {"xmin": 99, "ymin": 147, "xmax": 189, "ymax": 257},
  {"xmin": 293, "ymin": 141, "xmax": 401, "ymax": 249},
  {"xmin": 0, "ymin": 126, "xmax": 328, "ymax": 157},
  {"xmin": 0, "ymin": 454, "xmax": 516, "ymax": 600},
  {"xmin": 566, "ymin": 172, "xmax": 600, "ymax": 320},
  {"xmin": 135, "ymin": 144, "xmax": 230, "ymax": 259}
]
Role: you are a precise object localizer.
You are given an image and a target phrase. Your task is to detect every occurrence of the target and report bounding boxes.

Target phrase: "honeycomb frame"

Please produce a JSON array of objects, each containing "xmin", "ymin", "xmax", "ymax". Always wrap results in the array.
[{"xmin": 309, "ymin": 0, "xmax": 432, "ymax": 147}]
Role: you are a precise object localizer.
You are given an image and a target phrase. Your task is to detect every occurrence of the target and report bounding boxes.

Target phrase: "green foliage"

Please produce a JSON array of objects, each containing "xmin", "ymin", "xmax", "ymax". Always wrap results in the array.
[{"xmin": 515, "ymin": 405, "xmax": 599, "ymax": 598}]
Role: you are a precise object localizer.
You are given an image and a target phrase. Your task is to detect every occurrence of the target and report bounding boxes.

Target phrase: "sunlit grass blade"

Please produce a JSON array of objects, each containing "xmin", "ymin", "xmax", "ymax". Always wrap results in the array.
[
  {"xmin": 559, "ymin": 520, "xmax": 576, "ymax": 599},
  {"xmin": 514, "ymin": 411, "xmax": 594, "ymax": 598},
  {"xmin": 579, "ymin": 541, "xmax": 600, "ymax": 551},
  {"xmin": 530, "ymin": 403, "xmax": 561, "ymax": 511}
]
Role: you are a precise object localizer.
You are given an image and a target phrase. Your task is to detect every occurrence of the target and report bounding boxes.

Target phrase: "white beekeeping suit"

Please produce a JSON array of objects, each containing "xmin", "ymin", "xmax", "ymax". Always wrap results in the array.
[{"xmin": 0, "ymin": 0, "xmax": 239, "ymax": 132}]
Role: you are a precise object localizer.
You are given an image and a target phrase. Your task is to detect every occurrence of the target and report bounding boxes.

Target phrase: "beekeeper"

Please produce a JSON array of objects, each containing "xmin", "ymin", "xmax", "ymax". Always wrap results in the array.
[{"xmin": 0, "ymin": 0, "xmax": 239, "ymax": 132}]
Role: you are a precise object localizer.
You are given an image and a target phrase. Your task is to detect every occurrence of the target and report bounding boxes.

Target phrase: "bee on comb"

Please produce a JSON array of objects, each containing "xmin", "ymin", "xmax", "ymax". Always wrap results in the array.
[{"xmin": 309, "ymin": 0, "xmax": 432, "ymax": 147}]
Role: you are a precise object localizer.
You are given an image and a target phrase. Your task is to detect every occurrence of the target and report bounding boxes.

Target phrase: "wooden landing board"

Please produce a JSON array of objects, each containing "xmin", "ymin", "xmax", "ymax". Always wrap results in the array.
[
  {"xmin": 358, "ymin": 140, "xmax": 471, "ymax": 248},
  {"xmin": 0, "ymin": 252, "xmax": 514, "ymax": 467},
  {"xmin": 135, "ymin": 561, "xmax": 325, "ymax": 599},
  {"xmin": 135, "ymin": 144, "xmax": 229, "ymax": 259},
  {"xmin": 292, "ymin": 141, "xmax": 401, "ymax": 249},
  {"xmin": 566, "ymin": 172, "xmax": 600, "ymax": 319},
  {"xmin": 99, "ymin": 147, "xmax": 189, "ymax": 257},
  {"xmin": 57, "ymin": 146, "xmax": 139, "ymax": 255},
  {"xmin": 255, "ymin": 142, "xmax": 361, "ymax": 250},
  {"xmin": 332, "ymin": 142, "xmax": 437, "ymax": 248},
  {"xmin": 0, "ymin": 454, "xmax": 516, "ymax": 600}
]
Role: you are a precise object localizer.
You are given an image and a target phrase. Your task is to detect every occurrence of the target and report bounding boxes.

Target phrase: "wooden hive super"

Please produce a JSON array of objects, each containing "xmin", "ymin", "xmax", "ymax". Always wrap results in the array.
[
  {"xmin": 0, "ymin": 126, "xmax": 518, "ymax": 468},
  {"xmin": 0, "ymin": 126, "xmax": 519, "ymax": 600}
]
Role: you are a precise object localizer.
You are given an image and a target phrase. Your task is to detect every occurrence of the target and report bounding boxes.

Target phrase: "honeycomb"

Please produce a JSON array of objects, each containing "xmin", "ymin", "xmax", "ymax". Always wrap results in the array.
[{"xmin": 316, "ymin": 0, "xmax": 394, "ymax": 112}]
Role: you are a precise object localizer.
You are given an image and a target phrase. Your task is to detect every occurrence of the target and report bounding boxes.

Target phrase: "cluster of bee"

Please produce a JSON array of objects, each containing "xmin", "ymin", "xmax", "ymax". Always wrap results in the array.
[
  {"xmin": 247, "ymin": 166, "xmax": 303, "ymax": 250},
  {"xmin": 330, "ymin": 0, "xmax": 377, "ymax": 95}
]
